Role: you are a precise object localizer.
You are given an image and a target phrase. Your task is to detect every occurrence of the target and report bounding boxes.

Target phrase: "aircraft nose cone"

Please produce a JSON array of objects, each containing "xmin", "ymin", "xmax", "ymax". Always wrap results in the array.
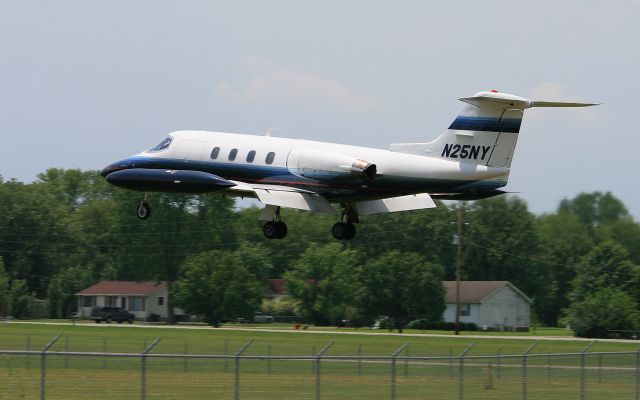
[{"xmin": 100, "ymin": 160, "xmax": 130, "ymax": 177}]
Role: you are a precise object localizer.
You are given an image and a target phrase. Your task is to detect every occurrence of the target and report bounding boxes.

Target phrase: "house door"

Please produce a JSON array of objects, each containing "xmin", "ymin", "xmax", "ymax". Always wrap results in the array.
[{"xmin": 121, "ymin": 297, "xmax": 127, "ymax": 309}]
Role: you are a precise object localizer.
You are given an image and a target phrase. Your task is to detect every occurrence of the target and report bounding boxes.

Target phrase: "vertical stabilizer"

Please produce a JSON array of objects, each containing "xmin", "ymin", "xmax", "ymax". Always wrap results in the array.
[{"xmin": 390, "ymin": 90, "xmax": 596, "ymax": 171}]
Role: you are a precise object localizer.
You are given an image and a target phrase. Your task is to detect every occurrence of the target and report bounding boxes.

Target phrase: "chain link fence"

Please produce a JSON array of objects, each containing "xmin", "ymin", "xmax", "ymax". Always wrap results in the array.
[{"xmin": 0, "ymin": 334, "xmax": 639, "ymax": 399}]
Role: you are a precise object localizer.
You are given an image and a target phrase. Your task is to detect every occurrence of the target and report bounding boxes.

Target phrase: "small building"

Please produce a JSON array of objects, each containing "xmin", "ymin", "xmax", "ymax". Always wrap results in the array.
[
  {"xmin": 442, "ymin": 281, "xmax": 532, "ymax": 330},
  {"xmin": 267, "ymin": 279, "xmax": 288, "ymax": 300},
  {"xmin": 76, "ymin": 281, "xmax": 184, "ymax": 321}
]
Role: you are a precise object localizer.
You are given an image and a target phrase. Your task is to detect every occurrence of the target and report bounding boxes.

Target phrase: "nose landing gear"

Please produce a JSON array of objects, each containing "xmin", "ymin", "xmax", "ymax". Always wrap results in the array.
[{"xmin": 136, "ymin": 193, "xmax": 151, "ymax": 220}]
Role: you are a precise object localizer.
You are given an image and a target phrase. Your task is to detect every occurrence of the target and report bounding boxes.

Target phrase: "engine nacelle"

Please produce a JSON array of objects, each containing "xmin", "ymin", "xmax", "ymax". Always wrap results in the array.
[{"xmin": 286, "ymin": 149, "xmax": 377, "ymax": 181}]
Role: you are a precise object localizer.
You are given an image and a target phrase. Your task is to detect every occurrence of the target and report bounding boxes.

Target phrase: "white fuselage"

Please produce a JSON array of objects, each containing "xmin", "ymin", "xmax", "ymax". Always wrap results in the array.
[{"xmin": 119, "ymin": 130, "xmax": 509, "ymax": 202}]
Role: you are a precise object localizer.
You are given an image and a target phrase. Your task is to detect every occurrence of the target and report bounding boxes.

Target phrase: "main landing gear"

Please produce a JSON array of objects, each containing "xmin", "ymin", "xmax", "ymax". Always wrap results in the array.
[
  {"xmin": 263, "ymin": 206, "xmax": 287, "ymax": 240},
  {"xmin": 332, "ymin": 204, "xmax": 358, "ymax": 240},
  {"xmin": 136, "ymin": 193, "xmax": 151, "ymax": 220}
]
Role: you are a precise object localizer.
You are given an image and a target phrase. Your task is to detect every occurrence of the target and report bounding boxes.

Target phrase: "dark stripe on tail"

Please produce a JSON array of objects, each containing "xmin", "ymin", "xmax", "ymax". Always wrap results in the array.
[{"xmin": 448, "ymin": 116, "xmax": 522, "ymax": 133}]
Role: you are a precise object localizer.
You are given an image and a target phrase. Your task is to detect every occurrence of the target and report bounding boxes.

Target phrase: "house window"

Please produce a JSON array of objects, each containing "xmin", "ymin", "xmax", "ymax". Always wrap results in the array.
[
  {"xmin": 246, "ymin": 150, "xmax": 256, "ymax": 163},
  {"xmin": 106, "ymin": 296, "xmax": 118, "ymax": 307},
  {"xmin": 265, "ymin": 152, "xmax": 275, "ymax": 164},
  {"xmin": 83, "ymin": 296, "xmax": 96, "ymax": 307},
  {"xmin": 228, "ymin": 149, "xmax": 238, "ymax": 161},
  {"xmin": 460, "ymin": 304, "xmax": 471, "ymax": 317},
  {"xmin": 158, "ymin": 297, "xmax": 164, "ymax": 306},
  {"xmin": 210, "ymin": 147, "xmax": 220, "ymax": 159},
  {"xmin": 130, "ymin": 297, "xmax": 146, "ymax": 311}
]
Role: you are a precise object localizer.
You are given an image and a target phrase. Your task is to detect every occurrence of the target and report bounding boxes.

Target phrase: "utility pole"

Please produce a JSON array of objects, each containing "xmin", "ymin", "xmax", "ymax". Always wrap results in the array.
[{"xmin": 454, "ymin": 205, "xmax": 464, "ymax": 335}]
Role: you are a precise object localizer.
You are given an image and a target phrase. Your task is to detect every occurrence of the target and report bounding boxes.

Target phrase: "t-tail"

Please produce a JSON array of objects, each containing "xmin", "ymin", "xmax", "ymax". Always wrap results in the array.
[{"xmin": 390, "ymin": 90, "xmax": 597, "ymax": 170}]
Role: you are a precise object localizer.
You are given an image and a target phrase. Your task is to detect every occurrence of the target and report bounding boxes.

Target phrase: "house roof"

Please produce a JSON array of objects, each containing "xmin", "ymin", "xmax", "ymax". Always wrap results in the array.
[
  {"xmin": 76, "ymin": 281, "xmax": 167, "ymax": 296},
  {"xmin": 268, "ymin": 279, "xmax": 287, "ymax": 296},
  {"xmin": 443, "ymin": 281, "xmax": 531, "ymax": 304}
]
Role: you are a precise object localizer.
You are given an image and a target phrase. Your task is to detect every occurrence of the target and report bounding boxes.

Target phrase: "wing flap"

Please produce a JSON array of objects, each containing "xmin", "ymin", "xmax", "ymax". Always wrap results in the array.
[
  {"xmin": 355, "ymin": 193, "xmax": 436, "ymax": 215},
  {"xmin": 254, "ymin": 189, "xmax": 336, "ymax": 214},
  {"xmin": 225, "ymin": 181, "xmax": 335, "ymax": 215}
]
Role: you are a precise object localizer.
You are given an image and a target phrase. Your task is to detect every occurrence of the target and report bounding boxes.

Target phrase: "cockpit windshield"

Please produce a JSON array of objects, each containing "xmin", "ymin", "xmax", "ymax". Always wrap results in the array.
[{"xmin": 148, "ymin": 137, "xmax": 172, "ymax": 152}]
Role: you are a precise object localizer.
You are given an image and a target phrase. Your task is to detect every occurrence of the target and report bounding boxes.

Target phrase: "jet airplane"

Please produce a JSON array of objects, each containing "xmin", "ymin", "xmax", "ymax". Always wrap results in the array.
[{"xmin": 101, "ymin": 90, "xmax": 595, "ymax": 240}]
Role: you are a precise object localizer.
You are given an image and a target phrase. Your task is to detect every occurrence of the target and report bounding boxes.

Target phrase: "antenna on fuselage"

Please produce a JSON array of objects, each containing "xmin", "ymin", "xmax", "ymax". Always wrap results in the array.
[{"xmin": 265, "ymin": 128, "xmax": 279, "ymax": 137}]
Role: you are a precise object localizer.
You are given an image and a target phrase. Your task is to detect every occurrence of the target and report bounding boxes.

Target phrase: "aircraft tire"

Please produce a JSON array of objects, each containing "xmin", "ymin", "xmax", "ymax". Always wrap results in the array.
[
  {"xmin": 344, "ymin": 223, "xmax": 356, "ymax": 240},
  {"xmin": 136, "ymin": 202, "xmax": 151, "ymax": 220},
  {"xmin": 263, "ymin": 221, "xmax": 278, "ymax": 239},
  {"xmin": 275, "ymin": 222, "xmax": 288, "ymax": 239},
  {"xmin": 332, "ymin": 222, "xmax": 347, "ymax": 240}
]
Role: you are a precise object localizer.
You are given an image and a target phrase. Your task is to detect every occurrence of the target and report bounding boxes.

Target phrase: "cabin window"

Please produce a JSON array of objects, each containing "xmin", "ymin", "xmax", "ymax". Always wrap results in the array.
[
  {"xmin": 148, "ymin": 137, "xmax": 172, "ymax": 152},
  {"xmin": 265, "ymin": 152, "xmax": 275, "ymax": 164},
  {"xmin": 246, "ymin": 150, "xmax": 256, "ymax": 163},
  {"xmin": 228, "ymin": 148, "xmax": 238, "ymax": 161},
  {"xmin": 157, "ymin": 296, "xmax": 164, "ymax": 306},
  {"xmin": 210, "ymin": 147, "xmax": 220, "ymax": 159}
]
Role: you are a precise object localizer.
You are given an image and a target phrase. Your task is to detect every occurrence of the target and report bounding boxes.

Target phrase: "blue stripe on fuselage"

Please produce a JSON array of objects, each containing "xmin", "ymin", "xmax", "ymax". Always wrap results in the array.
[{"xmin": 119, "ymin": 156, "xmax": 505, "ymax": 200}]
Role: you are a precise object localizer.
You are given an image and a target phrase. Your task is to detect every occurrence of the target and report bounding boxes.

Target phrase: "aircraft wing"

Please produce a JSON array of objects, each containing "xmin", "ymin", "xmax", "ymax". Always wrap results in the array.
[{"xmin": 226, "ymin": 181, "xmax": 336, "ymax": 214}]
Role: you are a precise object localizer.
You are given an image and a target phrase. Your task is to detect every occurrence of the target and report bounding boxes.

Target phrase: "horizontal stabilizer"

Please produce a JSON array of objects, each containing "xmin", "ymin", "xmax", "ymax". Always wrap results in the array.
[
  {"xmin": 355, "ymin": 193, "xmax": 436, "ymax": 215},
  {"xmin": 530, "ymin": 100, "xmax": 599, "ymax": 108}
]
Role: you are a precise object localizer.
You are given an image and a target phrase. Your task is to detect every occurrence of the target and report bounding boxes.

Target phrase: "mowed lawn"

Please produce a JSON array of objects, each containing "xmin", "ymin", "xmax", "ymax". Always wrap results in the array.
[{"xmin": 1, "ymin": 322, "xmax": 639, "ymax": 399}]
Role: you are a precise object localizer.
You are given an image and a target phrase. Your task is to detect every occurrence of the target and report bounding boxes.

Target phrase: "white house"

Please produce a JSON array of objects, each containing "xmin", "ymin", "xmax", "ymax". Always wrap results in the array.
[
  {"xmin": 442, "ymin": 281, "xmax": 532, "ymax": 330},
  {"xmin": 76, "ymin": 281, "xmax": 185, "ymax": 321}
]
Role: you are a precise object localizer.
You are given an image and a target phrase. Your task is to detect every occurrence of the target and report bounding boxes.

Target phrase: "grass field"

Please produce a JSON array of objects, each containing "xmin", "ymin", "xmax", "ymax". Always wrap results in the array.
[{"xmin": 1, "ymin": 321, "xmax": 639, "ymax": 399}]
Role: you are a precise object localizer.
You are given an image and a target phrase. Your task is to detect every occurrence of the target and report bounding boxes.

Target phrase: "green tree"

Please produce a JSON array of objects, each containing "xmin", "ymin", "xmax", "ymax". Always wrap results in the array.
[
  {"xmin": 284, "ymin": 243, "xmax": 360, "ymax": 325},
  {"xmin": 568, "ymin": 287, "xmax": 639, "ymax": 338},
  {"xmin": 0, "ymin": 258, "xmax": 9, "ymax": 317},
  {"xmin": 47, "ymin": 266, "xmax": 93, "ymax": 318},
  {"xmin": 536, "ymin": 212, "xmax": 594, "ymax": 325},
  {"xmin": 558, "ymin": 191, "xmax": 630, "ymax": 228},
  {"xmin": 462, "ymin": 197, "xmax": 553, "ymax": 322},
  {"xmin": 596, "ymin": 219, "xmax": 640, "ymax": 265},
  {"xmin": 570, "ymin": 241, "xmax": 636, "ymax": 304},
  {"xmin": 357, "ymin": 251, "xmax": 445, "ymax": 332},
  {"xmin": 173, "ymin": 250, "xmax": 264, "ymax": 327},
  {"xmin": 9, "ymin": 279, "xmax": 33, "ymax": 319}
]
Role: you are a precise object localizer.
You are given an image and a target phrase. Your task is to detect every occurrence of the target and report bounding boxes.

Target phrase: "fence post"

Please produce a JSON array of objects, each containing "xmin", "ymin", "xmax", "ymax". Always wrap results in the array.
[
  {"xmin": 224, "ymin": 342, "xmax": 229, "ymax": 372},
  {"xmin": 234, "ymin": 340, "xmax": 253, "ymax": 400},
  {"xmin": 580, "ymin": 340, "xmax": 596, "ymax": 400},
  {"xmin": 521, "ymin": 341, "xmax": 540, "ymax": 400},
  {"xmin": 26, "ymin": 335, "xmax": 31, "ymax": 369},
  {"xmin": 391, "ymin": 343, "xmax": 409, "ymax": 400},
  {"xmin": 40, "ymin": 335, "xmax": 61, "ymax": 400},
  {"xmin": 312, "ymin": 345, "xmax": 316, "ymax": 373},
  {"xmin": 449, "ymin": 348, "xmax": 453, "ymax": 379},
  {"xmin": 497, "ymin": 348, "xmax": 502, "ymax": 379},
  {"xmin": 357, "ymin": 344, "xmax": 362, "ymax": 376},
  {"xmin": 183, "ymin": 338, "xmax": 188, "ymax": 372},
  {"xmin": 64, "ymin": 336, "xmax": 69, "ymax": 370},
  {"xmin": 404, "ymin": 345, "xmax": 410, "ymax": 378},
  {"xmin": 598, "ymin": 353, "xmax": 602, "ymax": 384},
  {"xmin": 102, "ymin": 337, "xmax": 108, "ymax": 370},
  {"xmin": 635, "ymin": 348, "xmax": 639, "ymax": 400},
  {"xmin": 315, "ymin": 341, "xmax": 334, "ymax": 400},
  {"xmin": 458, "ymin": 343, "xmax": 474, "ymax": 400},
  {"xmin": 140, "ymin": 338, "xmax": 161, "ymax": 400},
  {"xmin": 267, "ymin": 343, "xmax": 272, "ymax": 374}
]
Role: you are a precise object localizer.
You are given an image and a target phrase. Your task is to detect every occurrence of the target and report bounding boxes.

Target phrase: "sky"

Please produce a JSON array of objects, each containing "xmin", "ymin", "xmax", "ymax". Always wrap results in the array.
[{"xmin": 1, "ymin": 1, "xmax": 639, "ymax": 217}]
